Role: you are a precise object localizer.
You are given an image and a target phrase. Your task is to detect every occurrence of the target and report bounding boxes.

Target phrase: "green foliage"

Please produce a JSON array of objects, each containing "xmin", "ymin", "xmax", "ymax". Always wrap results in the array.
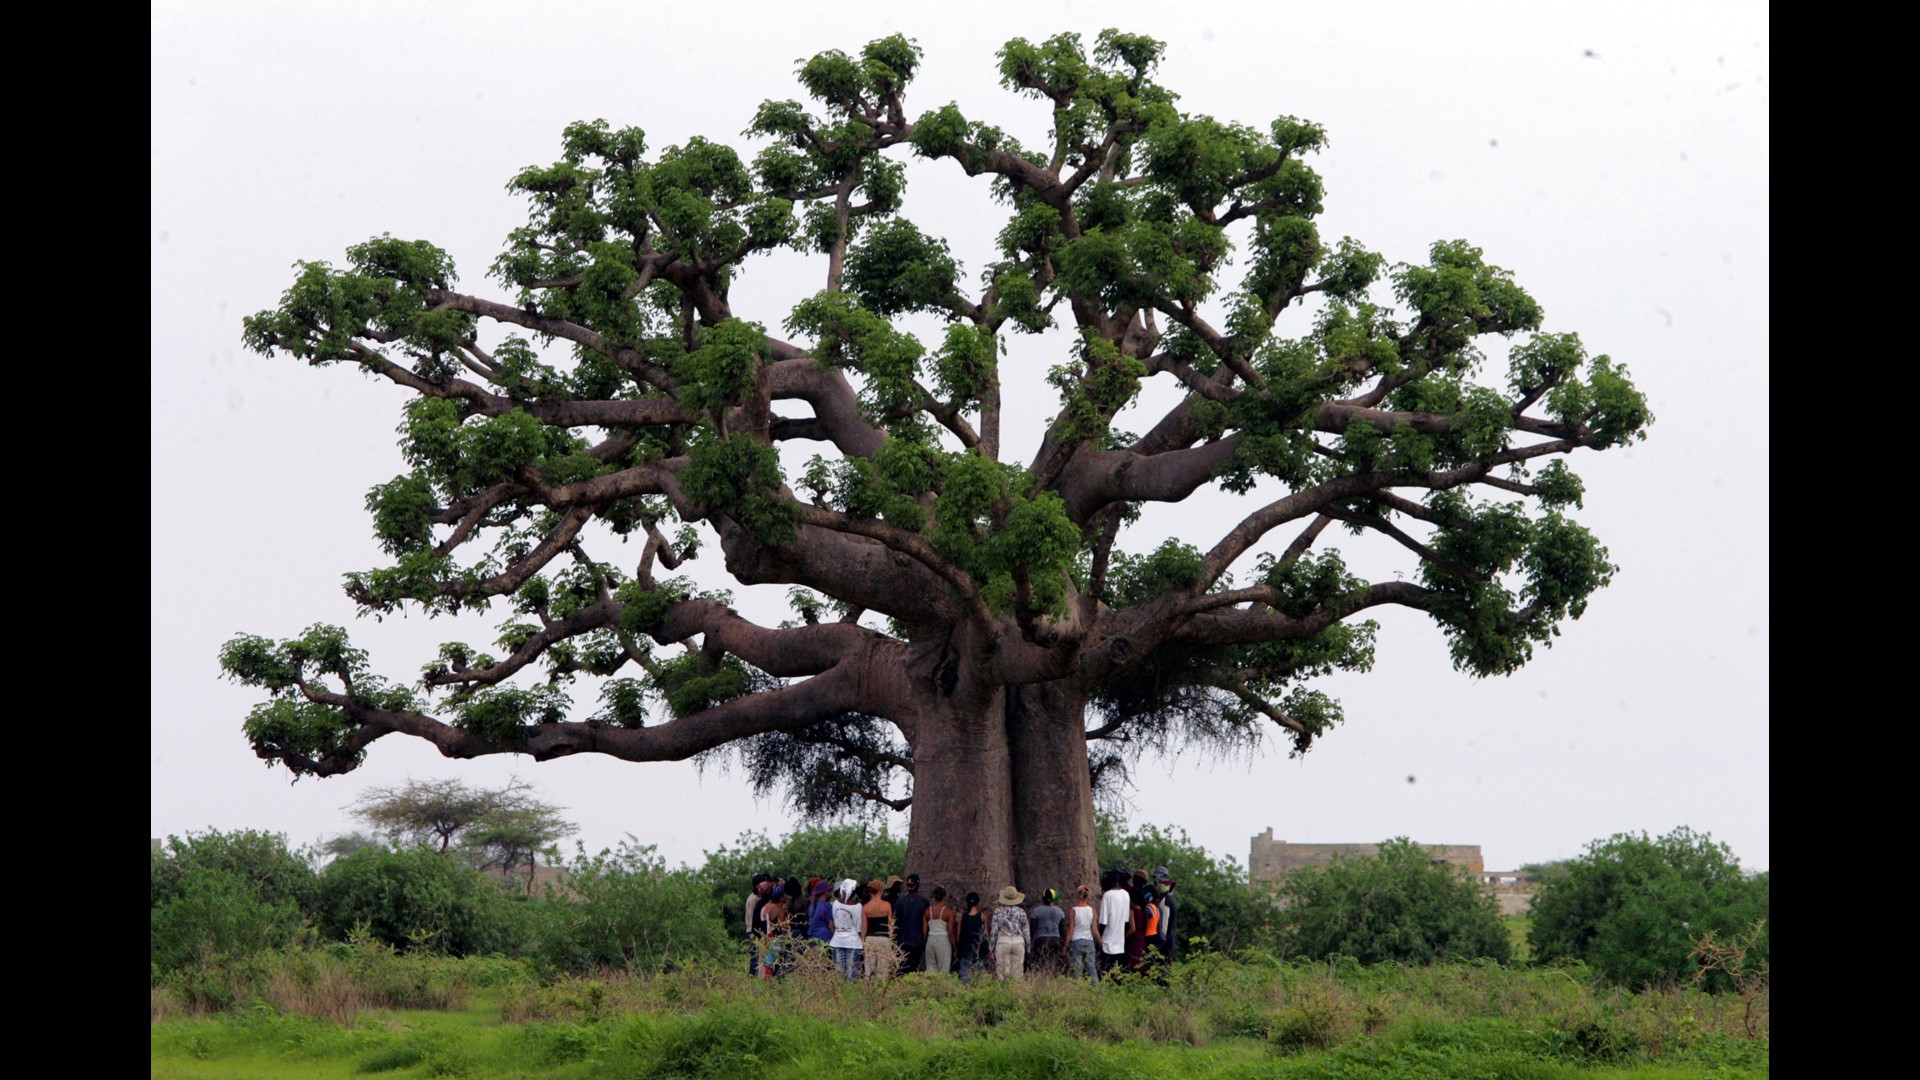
[
  {"xmin": 221, "ymin": 626, "xmax": 418, "ymax": 771},
  {"xmin": 241, "ymin": 236, "xmax": 465, "ymax": 368},
  {"xmin": 1416, "ymin": 492, "xmax": 1617, "ymax": 677},
  {"xmin": 227, "ymin": 30, "xmax": 1651, "ymax": 849},
  {"xmin": 317, "ymin": 846, "xmax": 518, "ymax": 956},
  {"xmin": 1529, "ymin": 827, "xmax": 1769, "ymax": 989},
  {"xmin": 679, "ymin": 431, "xmax": 793, "ymax": 545},
  {"xmin": 1275, "ymin": 837, "xmax": 1512, "ymax": 965},
  {"xmin": 150, "ymin": 831, "xmax": 320, "ymax": 974},
  {"xmin": 701, "ymin": 822, "xmax": 906, "ymax": 938},
  {"xmin": 347, "ymin": 777, "xmax": 576, "ymax": 878},
  {"xmin": 843, "ymin": 218, "xmax": 959, "ymax": 316},
  {"xmin": 1102, "ymin": 540, "xmax": 1207, "ymax": 606},
  {"xmin": 673, "ymin": 318, "xmax": 770, "ymax": 417},
  {"xmin": 531, "ymin": 841, "xmax": 733, "ymax": 973}
]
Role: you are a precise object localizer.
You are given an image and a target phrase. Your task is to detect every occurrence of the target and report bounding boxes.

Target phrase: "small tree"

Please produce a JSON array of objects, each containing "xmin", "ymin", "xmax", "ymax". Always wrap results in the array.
[
  {"xmin": 1275, "ymin": 837, "xmax": 1509, "ymax": 965},
  {"xmin": 150, "ymin": 830, "xmax": 320, "ymax": 973},
  {"xmin": 316, "ymin": 846, "xmax": 516, "ymax": 955},
  {"xmin": 1529, "ymin": 827, "xmax": 1768, "ymax": 989},
  {"xmin": 461, "ymin": 802, "xmax": 579, "ymax": 888},
  {"xmin": 536, "ymin": 841, "xmax": 733, "ymax": 973},
  {"xmin": 1516, "ymin": 859, "xmax": 1570, "ymax": 885},
  {"xmin": 347, "ymin": 777, "xmax": 576, "ymax": 875},
  {"xmin": 319, "ymin": 831, "xmax": 384, "ymax": 864}
]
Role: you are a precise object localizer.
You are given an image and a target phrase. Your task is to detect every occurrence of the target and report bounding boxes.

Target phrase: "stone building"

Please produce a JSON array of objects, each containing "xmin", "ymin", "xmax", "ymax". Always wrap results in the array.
[
  {"xmin": 1249, "ymin": 828, "xmax": 1534, "ymax": 914},
  {"xmin": 1249, "ymin": 827, "xmax": 1486, "ymax": 885}
]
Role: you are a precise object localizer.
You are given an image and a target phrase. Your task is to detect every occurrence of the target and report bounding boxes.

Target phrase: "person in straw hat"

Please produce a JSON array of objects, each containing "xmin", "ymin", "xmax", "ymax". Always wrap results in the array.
[{"xmin": 989, "ymin": 884, "xmax": 1031, "ymax": 981}]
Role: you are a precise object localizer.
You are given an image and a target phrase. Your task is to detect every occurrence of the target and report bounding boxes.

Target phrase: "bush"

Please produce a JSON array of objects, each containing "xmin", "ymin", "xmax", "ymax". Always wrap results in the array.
[
  {"xmin": 151, "ymin": 829, "xmax": 320, "ymax": 913},
  {"xmin": 317, "ymin": 846, "xmax": 516, "ymax": 955},
  {"xmin": 1528, "ymin": 826, "xmax": 1768, "ymax": 989},
  {"xmin": 151, "ymin": 830, "xmax": 319, "ymax": 974},
  {"xmin": 1275, "ymin": 837, "xmax": 1511, "ymax": 964},
  {"xmin": 533, "ymin": 841, "xmax": 733, "ymax": 972}
]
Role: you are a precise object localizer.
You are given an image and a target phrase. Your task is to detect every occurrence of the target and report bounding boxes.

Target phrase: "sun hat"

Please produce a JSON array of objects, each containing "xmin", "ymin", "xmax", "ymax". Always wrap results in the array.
[
  {"xmin": 997, "ymin": 885, "xmax": 1025, "ymax": 905},
  {"xmin": 811, "ymin": 879, "xmax": 831, "ymax": 897},
  {"xmin": 1153, "ymin": 865, "xmax": 1171, "ymax": 881}
]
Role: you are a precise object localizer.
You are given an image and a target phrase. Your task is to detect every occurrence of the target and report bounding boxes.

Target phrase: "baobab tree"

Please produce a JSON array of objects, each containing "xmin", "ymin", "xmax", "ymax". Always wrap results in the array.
[{"xmin": 222, "ymin": 31, "xmax": 1648, "ymax": 899}]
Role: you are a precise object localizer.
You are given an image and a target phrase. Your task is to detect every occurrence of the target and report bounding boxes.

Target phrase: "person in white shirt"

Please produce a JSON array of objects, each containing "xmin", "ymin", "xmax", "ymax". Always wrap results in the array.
[
  {"xmin": 1098, "ymin": 869, "xmax": 1132, "ymax": 978},
  {"xmin": 1068, "ymin": 883, "xmax": 1099, "ymax": 981},
  {"xmin": 828, "ymin": 878, "xmax": 865, "ymax": 979}
]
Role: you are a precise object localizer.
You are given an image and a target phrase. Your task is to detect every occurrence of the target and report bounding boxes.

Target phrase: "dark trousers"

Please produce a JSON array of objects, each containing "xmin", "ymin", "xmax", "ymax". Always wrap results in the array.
[
  {"xmin": 1099, "ymin": 949, "xmax": 1125, "ymax": 976},
  {"xmin": 901, "ymin": 943, "xmax": 925, "ymax": 974},
  {"xmin": 1030, "ymin": 937, "xmax": 1064, "ymax": 975}
]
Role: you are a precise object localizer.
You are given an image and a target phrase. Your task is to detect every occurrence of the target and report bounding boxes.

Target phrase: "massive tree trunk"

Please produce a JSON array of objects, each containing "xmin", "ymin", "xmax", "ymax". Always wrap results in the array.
[
  {"xmin": 1008, "ymin": 680, "xmax": 1100, "ymax": 898},
  {"xmin": 901, "ymin": 676, "xmax": 1098, "ymax": 902},
  {"xmin": 902, "ymin": 687, "xmax": 1016, "ymax": 898}
]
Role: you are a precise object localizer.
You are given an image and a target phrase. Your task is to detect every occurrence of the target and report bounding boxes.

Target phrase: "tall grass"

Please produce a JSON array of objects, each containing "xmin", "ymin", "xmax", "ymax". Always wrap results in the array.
[{"xmin": 153, "ymin": 948, "xmax": 1768, "ymax": 1077}]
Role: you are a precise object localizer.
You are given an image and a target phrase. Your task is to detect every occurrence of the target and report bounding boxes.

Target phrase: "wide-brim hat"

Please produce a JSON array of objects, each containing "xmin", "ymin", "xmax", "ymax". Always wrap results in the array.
[
  {"xmin": 997, "ymin": 885, "xmax": 1025, "ymax": 905},
  {"xmin": 811, "ymin": 879, "xmax": 831, "ymax": 896}
]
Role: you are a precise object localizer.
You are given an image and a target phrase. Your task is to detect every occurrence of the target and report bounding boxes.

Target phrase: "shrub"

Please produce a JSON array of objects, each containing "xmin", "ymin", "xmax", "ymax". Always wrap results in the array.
[
  {"xmin": 1528, "ymin": 826, "xmax": 1768, "ymax": 989},
  {"xmin": 150, "ymin": 830, "xmax": 319, "ymax": 974},
  {"xmin": 317, "ymin": 846, "xmax": 516, "ymax": 955},
  {"xmin": 1275, "ymin": 837, "xmax": 1511, "ymax": 964},
  {"xmin": 151, "ymin": 829, "xmax": 320, "ymax": 914},
  {"xmin": 533, "ymin": 841, "xmax": 733, "ymax": 973}
]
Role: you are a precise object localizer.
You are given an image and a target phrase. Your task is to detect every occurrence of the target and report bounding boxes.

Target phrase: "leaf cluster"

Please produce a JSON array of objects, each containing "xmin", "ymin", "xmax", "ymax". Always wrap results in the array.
[{"xmin": 1274, "ymin": 837, "xmax": 1512, "ymax": 965}]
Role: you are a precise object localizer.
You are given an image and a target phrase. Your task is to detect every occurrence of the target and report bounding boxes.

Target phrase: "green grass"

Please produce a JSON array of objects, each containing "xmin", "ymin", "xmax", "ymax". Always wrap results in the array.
[
  {"xmin": 152, "ymin": 951, "xmax": 1768, "ymax": 1079},
  {"xmin": 1506, "ymin": 915, "xmax": 1534, "ymax": 962}
]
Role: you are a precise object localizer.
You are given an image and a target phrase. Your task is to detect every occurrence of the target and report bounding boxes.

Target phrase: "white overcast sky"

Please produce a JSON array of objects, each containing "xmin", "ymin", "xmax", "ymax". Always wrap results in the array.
[{"xmin": 152, "ymin": 1, "xmax": 1769, "ymax": 874}]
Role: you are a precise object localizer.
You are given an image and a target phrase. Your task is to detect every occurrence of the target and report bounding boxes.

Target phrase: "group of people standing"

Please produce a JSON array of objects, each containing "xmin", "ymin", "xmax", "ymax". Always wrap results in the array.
[{"xmin": 743, "ymin": 864, "xmax": 1178, "ymax": 983}]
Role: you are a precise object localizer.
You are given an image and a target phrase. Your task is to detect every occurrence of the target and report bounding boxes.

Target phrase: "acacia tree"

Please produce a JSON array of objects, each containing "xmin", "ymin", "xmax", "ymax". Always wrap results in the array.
[
  {"xmin": 223, "ymin": 31, "xmax": 1648, "ymax": 900},
  {"xmin": 348, "ymin": 777, "xmax": 576, "ymax": 880}
]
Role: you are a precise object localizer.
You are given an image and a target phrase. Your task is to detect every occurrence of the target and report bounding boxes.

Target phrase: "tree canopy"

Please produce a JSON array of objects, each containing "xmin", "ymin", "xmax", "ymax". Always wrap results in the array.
[
  {"xmin": 348, "ymin": 777, "xmax": 576, "ymax": 881},
  {"xmin": 1272, "ymin": 837, "xmax": 1511, "ymax": 964},
  {"xmin": 223, "ymin": 29, "xmax": 1649, "ymax": 897},
  {"xmin": 1529, "ymin": 827, "xmax": 1768, "ymax": 989}
]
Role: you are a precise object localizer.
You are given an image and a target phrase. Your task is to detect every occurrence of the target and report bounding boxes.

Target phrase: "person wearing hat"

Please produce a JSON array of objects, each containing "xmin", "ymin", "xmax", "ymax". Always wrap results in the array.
[
  {"xmin": 989, "ymin": 884, "xmax": 1031, "ymax": 981},
  {"xmin": 861, "ymin": 878, "xmax": 897, "ymax": 978},
  {"xmin": 893, "ymin": 873, "xmax": 930, "ymax": 974},
  {"xmin": 1153, "ymin": 865, "xmax": 1179, "ymax": 965},
  {"xmin": 807, "ymin": 877, "xmax": 835, "ymax": 949}
]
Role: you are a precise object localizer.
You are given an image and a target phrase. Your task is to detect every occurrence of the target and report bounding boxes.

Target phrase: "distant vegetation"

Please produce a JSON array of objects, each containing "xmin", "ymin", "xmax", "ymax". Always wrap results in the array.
[{"xmin": 151, "ymin": 821, "xmax": 1768, "ymax": 1076}]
